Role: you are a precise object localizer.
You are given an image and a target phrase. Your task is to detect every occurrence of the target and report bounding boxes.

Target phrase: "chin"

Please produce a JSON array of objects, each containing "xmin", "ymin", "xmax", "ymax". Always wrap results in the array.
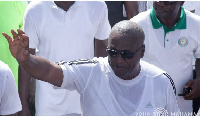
[
  {"xmin": 114, "ymin": 71, "xmax": 127, "ymax": 80},
  {"xmin": 156, "ymin": 12, "xmax": 169, "ymax": 19}
]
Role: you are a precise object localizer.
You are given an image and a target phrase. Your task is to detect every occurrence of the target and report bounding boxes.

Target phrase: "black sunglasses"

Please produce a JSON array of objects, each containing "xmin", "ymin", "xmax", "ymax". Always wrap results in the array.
[{"xmin": 106, "ymin": 45, "xmax": 144, "ymax": 59}]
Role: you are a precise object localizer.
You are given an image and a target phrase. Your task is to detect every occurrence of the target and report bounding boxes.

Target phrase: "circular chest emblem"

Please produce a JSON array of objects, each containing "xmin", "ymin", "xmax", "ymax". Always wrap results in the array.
[{"xmin": 178, "ymin": 37, "xmax": 188, "ymax": 47}]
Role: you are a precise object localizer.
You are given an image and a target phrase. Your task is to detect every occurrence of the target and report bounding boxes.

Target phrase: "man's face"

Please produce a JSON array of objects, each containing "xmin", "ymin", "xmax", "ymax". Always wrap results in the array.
[
  {"xmin": 107, "ymin": 33, "xmax": 144, "ymax": 80},
  {"xmin": 153, "ymin": 1, "xmax": 184, "ymax": 20}
]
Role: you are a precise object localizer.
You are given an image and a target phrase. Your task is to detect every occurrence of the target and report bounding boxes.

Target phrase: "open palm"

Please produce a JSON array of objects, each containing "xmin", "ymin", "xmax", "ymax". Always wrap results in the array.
[{"xmin": 2, "ymin": 29, "xmax": 29, "ymax": 61}]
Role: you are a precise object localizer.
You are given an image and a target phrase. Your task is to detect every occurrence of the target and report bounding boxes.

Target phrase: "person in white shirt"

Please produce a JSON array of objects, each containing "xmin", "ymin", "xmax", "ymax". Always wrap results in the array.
[
  {"xmin": 131, "ymin": 1, "xmax": 200, "ymax": 114},
  {"xmin": 0, "ymin": 61, "xmax": 22, "ymax": 115},
  {"xmin": 3, "ymin": 20, "xmax": 180, "ymax": 115},
  {"xmin": 147, "ymin": 1, "xmax": 200, "ymax": 16},
  {"xmin": 19, "ymin": 1, "xmax": 111, "ymax": 116}
]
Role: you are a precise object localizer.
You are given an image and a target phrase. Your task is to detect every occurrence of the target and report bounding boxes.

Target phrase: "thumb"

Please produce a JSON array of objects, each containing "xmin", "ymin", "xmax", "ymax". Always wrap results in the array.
[{"xmin": 185, "ymin": 79, "xmax": 193, "ymax": 88}]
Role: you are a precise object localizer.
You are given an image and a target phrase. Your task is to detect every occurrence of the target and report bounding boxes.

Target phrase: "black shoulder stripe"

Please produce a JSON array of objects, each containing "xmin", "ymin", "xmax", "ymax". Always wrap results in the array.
[
  {"xmin": 56, "ymin": 59, "xmax": 98, "ymax": 66},
  {"xmin": 55, "ymin": 60, "xmax": 67, "ymax": 65},
  {"xmin": 163, "ymin": 73, "xmax": 176, "ymax": 95},
  {"xmin": 68, "ymin": 59, "xmax": 98, "ymax": 65}
]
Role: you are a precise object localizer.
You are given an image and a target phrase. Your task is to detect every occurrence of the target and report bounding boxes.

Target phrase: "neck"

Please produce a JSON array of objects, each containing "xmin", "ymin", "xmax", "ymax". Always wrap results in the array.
[
  {"xmin": 54, "ymin": 1, "xmax": 75, "ymax": 12},
  {"xmin": 157, "ymin": 9, "xmax": 181, "ymax": 29}
]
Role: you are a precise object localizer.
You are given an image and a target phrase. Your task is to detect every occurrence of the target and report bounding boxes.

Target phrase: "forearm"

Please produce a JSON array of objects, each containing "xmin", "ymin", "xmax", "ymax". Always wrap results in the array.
[
  {"xmin": 124, "ymin": 1, "xmax": 139, "ymax": 20},
  {"xmin": 18, "ymin": 66, "xmax": 31, "ymax": 109},
  {"xmin": 195, "ymin": 59, "xmax": 200, "ymax": 78},
  {"xmin": 18, "ymin": 54, "xmax": 48, "ymax": 80},
  {"xmin": 18, "ymin": 49, "xmax": 35, "ymax": 115},
  {"xmin": 94, "ymin": 39, "xmax": 108, "ymax": 57},
  {"xmin": 17, "ymin": 54, "xmax": 63, "ymax": 87}
]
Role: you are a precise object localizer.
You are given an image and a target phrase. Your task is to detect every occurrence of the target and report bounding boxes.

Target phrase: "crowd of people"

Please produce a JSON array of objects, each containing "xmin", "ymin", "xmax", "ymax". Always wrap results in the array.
[{"xmin": 1, "ymin": 1, "xmax": 200, "ymax": 116}]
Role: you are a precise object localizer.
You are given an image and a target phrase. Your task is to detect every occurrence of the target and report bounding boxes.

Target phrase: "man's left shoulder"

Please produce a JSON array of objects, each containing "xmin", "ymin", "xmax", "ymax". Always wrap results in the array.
[
  {"xmin": 141, "ymin": 60, "xmax": 172, "ymax": 81},
  {"xmin": 141, "ymin": 60, "xmax": 176, "ymax": 93},
  {"xmin": 141, "ymin": 60, "xmax": 165, "ymax": 77}
]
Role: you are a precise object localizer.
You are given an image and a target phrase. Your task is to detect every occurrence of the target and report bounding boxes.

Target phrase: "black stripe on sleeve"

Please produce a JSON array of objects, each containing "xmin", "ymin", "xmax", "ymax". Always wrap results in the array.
[{"xmin": 163, "ymin": 73, "xmax": 176, "ymax": 95}]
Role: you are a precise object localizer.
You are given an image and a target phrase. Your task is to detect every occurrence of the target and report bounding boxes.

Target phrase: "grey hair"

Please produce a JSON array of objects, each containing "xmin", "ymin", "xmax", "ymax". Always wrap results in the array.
[{"xmin": 108, "ymin": 20, "xmax": 145, "ymax": 45}]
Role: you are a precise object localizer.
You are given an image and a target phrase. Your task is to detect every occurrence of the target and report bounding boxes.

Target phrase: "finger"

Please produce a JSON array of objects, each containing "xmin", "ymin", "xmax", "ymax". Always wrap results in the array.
[
  {"xmin": 185, "ymin": 80, "xmax": 193, "ymax": 88},
  {"xmin": 22, "ymin": 34, "xmax": 29, "ymax": 48},
  {"xmin": 17, "ymin": 29, "xmax": 25, "ymax": 38},
  {"xmin": 17, "ymin": 29, "xmax": 25, "ymax": 35},
  {"xmin": 183, "ymin": 84, "xmax": 198, "ymax": 100},
  {"xmin": 184, "ymin": 95, "xmax": 196, "ymax": 100},
  {"xmin": 17, "ymin": 29, "xmax": 25, "ymax": 40},
  {"xmin": 11, "ymin": 29, "xmax": 19, "ymax": 40},
  {"xmin": 184, "ymin": 89, "xmax": 196, "ymax": 100},
  {"xmin": 2, "ymin": 32, "xmax": 13, "ymax": 44}
]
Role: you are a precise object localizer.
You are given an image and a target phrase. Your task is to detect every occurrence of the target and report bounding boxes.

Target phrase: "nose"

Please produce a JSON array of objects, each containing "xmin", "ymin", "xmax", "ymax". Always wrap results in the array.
[{"xmin": 115, "ymin": 54, "xmax": 126, "ymax": 63}]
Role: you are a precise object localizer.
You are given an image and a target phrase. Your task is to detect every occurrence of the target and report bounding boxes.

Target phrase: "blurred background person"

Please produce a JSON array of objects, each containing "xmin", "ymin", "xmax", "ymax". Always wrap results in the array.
[
  {"xmin": 0, "ymin": 1, "xmax": 27, "ymax": 86},
  {"xmin": 105, "ymin": 1, "xmax": 139, "ymax": 27},
  {"xmin": 0, "ymin": 60, "xmax": 22, "ymax": 115}
]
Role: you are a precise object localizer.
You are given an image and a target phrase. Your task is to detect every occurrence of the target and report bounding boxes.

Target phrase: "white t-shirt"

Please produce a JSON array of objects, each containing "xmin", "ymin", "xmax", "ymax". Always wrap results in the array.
[
  {"xmin": 0, "ymin": 61, "xmax": 22, "ymax": 115},
  {"xmin": 24, "ymin": 1, "xmax": 111, "ymax": 115},
  {"xmin": 131, "ymin": 9, "xmax": 200, "ymax": 113},
  {"xmin": 183, "ymin": 1, "xmax": 200, "ymax": 16},
  {"xmin": 60, "ymin": 57, "xmax": 180, "ymax": 116}
]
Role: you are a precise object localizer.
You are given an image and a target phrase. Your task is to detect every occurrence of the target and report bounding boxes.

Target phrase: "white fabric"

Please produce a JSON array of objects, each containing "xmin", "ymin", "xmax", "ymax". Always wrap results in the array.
[
  {"xmin": 131, "ymin": 9, "xmax": 200, "ymax": 113},
  {"xmin": 0, "ymin": 61, "xmax": 22, "ymax": 115},
  {"xmin": 183, "ymin": 1, "xmax": 200, "ymax": 16},
  {"xmin": 197, "ymin": 109, "xmax": 200, "ymax": 116},
  {"xmin": 60, "ymin": 57, "xmax": 180, "ymax": 116},
  {"xmin": 24, "ymin": 1, "xmax": 111, "ymax": 115},
  {"xmin": 146, "ymin": 1, "xmax": 153, "ymax": 10},
  {"xmin": 137, "ymin": 1, "xmax": 147, "ymax": 13}
]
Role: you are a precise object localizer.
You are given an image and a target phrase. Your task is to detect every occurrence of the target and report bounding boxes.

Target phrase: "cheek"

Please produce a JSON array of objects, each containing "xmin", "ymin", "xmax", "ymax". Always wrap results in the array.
[
  {"xmin": 108, "ymin": 57, "xmax": 119, "ymax": 67},
  {"xmin": 127, "ymin": 61, "xmax": 136, "ymax": 70},
  {"xmin": 170, "ymin": 6, "xmax": 180, "ymax": 15},
  {"xmin": 127, "ymin": 57, "xmax": 140, "ymax": 69}
]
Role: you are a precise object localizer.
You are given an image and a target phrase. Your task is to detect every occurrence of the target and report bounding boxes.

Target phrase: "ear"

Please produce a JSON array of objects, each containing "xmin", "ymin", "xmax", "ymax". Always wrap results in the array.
[{"xmin": 140, "ymin": 45, "xmax": 145, "ymax": 58}]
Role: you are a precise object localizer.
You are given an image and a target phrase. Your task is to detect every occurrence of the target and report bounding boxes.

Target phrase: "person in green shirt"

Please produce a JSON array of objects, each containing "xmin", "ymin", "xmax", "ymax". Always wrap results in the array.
[{"xmin": 0, "ymin": 1, "xmax": 27, "ymax": 86}]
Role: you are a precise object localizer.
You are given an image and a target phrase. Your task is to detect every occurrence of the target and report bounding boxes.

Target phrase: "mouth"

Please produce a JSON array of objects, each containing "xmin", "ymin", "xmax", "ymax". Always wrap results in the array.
[{"xmin": 112, "ymin": 65, "xmax": 127, "ymax": 72}]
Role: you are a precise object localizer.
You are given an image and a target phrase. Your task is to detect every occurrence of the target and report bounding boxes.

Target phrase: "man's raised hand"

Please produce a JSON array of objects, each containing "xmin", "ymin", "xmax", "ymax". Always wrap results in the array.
[{"xmin": 2, "ymin": 29, "xmax": 29, "ymax": 61}]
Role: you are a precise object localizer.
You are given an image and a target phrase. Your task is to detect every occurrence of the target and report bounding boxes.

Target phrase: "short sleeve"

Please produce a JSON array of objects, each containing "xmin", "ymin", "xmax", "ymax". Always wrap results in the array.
[
  {"xmin": 95, "ymin": 3, "xmax": 111, "ymax": 40},
  {"xmin": 164, "ymin": 74, "xmax": 181, "ymax": 115},
  {"xmin": 60, "ymin": 62, "xmax": 97, "ymax": 94},
  {"xmin": 23, "ymin": 7, "xmax": 39, "ymax": 49},
  {"xmin": 0, "ymin": 67, "xmax": 22, "ymax": 115}
]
